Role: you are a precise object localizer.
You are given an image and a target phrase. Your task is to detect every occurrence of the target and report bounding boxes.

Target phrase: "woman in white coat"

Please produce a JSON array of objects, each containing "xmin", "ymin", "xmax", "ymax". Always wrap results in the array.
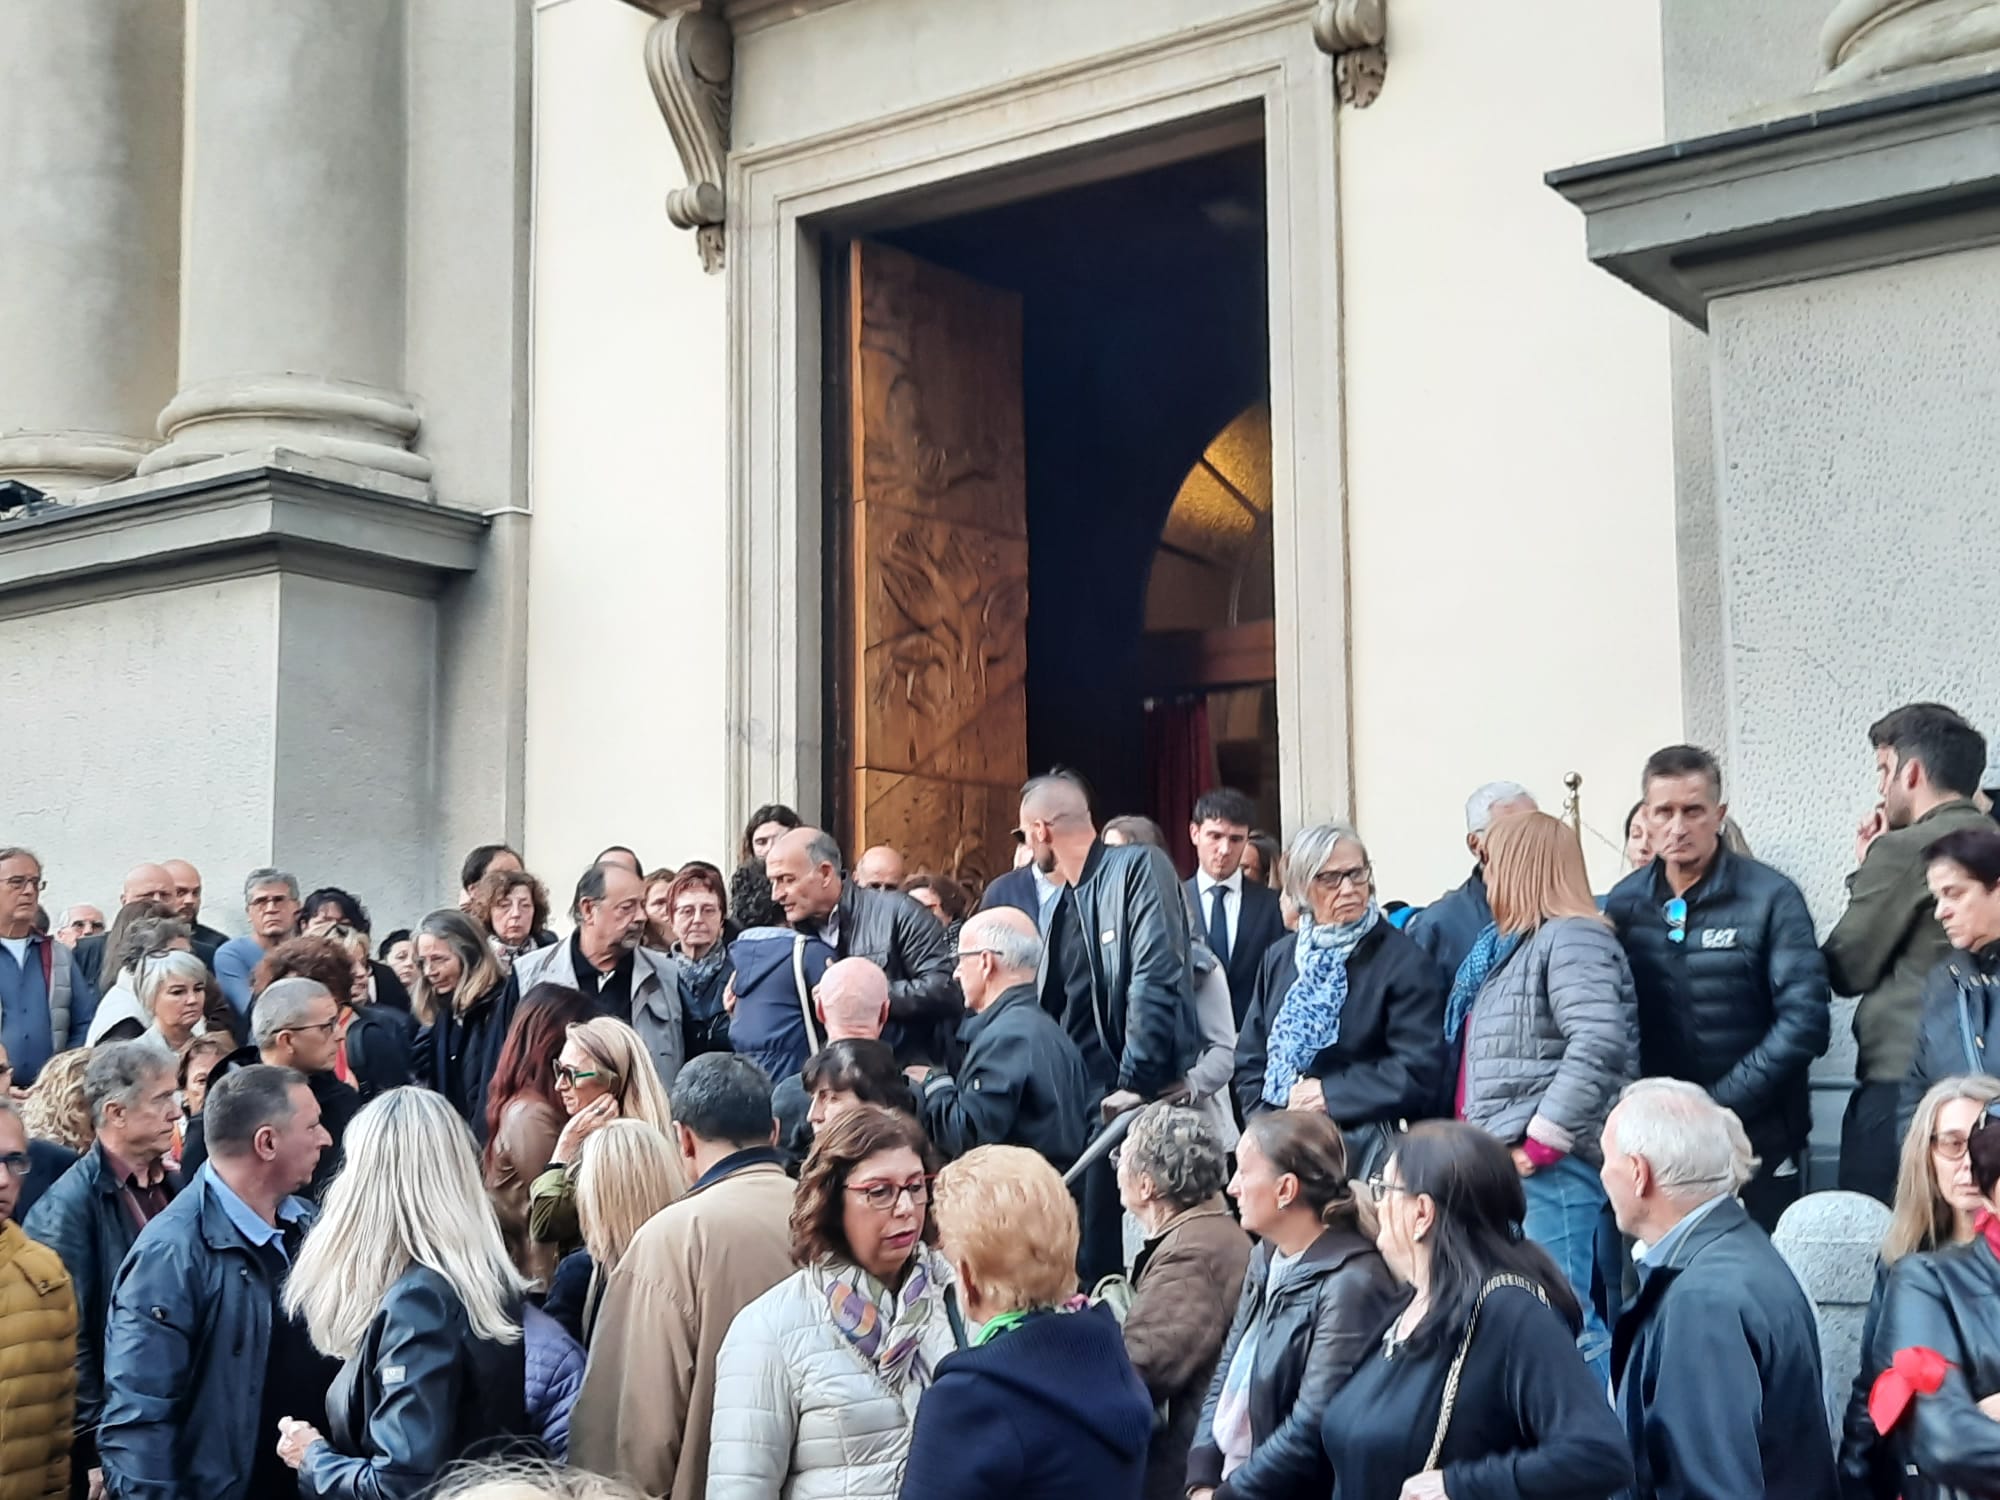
[{"xmin": 708, "ymin": 1105, "xmax": 960, "ymax": 1500}]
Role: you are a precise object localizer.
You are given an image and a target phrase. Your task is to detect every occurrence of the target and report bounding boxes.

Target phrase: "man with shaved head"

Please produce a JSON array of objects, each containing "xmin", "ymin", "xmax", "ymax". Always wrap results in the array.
[
  {"xmin": 162, "ymin": 859, "xmax": 228, "ymax": 962},
  {"xmin": 1021, "ymin": 770, "xmax": 1197, "ymax": 1277},
  {"xmin": 914, "ymin": 907, "xmax": 1091, "ymax": 1168},
  {"xmin": 852, "ymin": 845, "xmax": 906, "ymax": 892},
  {"xmin": 74, "ymin": 862, "xmax": 178, "ymax": 989},
  {"xmin": 768, "ymin": 957, "xmax": 894, "ymax": 1160},
  {"xmin": 763, "ymin": 827, "xmax": 954, "ymax": 1065}
]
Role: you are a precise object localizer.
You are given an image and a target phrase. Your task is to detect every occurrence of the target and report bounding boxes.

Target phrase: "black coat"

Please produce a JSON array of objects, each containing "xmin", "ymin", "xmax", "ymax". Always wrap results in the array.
[
  {"xmin": 345, "ymin": 1002, "xmax": 416, "ymax": 1100},
  {"xmin": 918, "ymin": 985, "xmax": 1095, "ymax": 1170},
  {"xmin": 1186, "ymin": 1228, "xmax": 1401, "ymax": 1500},
  {"xmin": 1840, "ymin": 1260, "xmax": 1898, "ymax": 1500},
  {"xmin": 1612, "ymin": 1195, "xmax": 1838, "ymax": 1500},
  {"xmin": 23, "ymin": 1143, "xmax": 184, "ymax": 1456},
  {"xmin": 367, "ymin": 961, "xmax": 412, "ymax": 1014},
  {"xmin": 298, "ymin": 1265, "xmax": 535, "ymax": 1500},
  {"xmin": 1185, "ymin": 876, "xmax": 1286, "ymax": 1026},
  {"xmin": 182, "ymin": 1049, "xmax": 365, "ymax": 1201},
  {"xmin": 1231, "ymin": 922, "xmax": 1447, "ymax": 1129},
  {"xmin": 980, "ymin": 864, "xmax": 1042, "ymax": 922},
  {"xmin": 1900, "ymin": 944, "xmax": 2000, "ymax": 1140},
  {"xmin": 13, "ymin": 1138, "xmax": 78, "ymax": 1223},
  {"xmin": 418, "ymin": 976, "xmax": 521, "ymax": 1142},
  {"xmin": 1871, "ymin": 1238, "xmax": 2000, "ymax": 1499},
  {"xmin": 834, "ymin": 881, "xmax": 958, "ymax": 1064},
  {"xmin": 1039, "ymin": 841, "xmax": 1199, "ymax": 1101},
  {"xmin": 1606, "ymin": 850, "xmax": 1831, "ymax": 1164}
]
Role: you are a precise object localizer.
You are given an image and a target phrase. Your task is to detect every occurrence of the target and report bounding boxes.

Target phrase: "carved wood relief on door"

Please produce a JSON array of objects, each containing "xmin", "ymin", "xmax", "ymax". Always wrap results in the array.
[{"xmin": 845, "ymin": 241, "xmax": 1028, "ymax": 892}]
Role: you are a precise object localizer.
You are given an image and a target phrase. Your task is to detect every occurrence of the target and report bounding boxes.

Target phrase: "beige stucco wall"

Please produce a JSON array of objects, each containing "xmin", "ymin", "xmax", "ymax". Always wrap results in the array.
[
  {"xmin": 526, "ymin": 0, "xmax": 731, "ymax": 890},
  {"xmin": 1341, "ymin": 0, "xmax": 1683, "ymax": 903}
]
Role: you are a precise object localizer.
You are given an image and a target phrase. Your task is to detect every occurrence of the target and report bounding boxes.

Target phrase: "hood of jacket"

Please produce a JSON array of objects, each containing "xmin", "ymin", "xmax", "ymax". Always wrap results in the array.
[
  {"xmin": 728, "ymin": 927, "xmax": 817, "ymax": 990},
  {"xmin": 951, "ymin": 1302, "xmax": 1152, "ymax": 1464}
]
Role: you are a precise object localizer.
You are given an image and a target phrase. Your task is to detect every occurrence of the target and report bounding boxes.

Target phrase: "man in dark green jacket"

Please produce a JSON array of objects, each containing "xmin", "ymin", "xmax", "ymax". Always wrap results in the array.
[{"xmin": 1825, "ymin": 703, "xmax": 1991, "ymax": 1203}]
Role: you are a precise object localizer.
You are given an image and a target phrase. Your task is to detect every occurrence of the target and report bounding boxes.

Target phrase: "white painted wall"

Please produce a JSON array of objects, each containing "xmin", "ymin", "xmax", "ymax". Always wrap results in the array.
[
  {"xmin": 1339, "ymin": 0, "xmax": 1683, "ymax": 902},
  {"xmin": 526, "ymin": 0, "xmax": 731, "ymax": 889}
]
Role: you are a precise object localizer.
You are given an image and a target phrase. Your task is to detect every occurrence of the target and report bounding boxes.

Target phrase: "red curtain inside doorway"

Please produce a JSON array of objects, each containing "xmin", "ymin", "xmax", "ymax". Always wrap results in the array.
[{"xmin": 1145, "ymin": 695, "xmax": 1217, "ymax": 879}]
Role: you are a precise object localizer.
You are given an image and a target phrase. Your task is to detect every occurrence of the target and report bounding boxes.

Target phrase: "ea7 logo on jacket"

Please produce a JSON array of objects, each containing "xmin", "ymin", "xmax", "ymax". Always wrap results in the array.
[{"xmin": 1700, "ymin": 929, "xmax": 1739, "ymax": 950}]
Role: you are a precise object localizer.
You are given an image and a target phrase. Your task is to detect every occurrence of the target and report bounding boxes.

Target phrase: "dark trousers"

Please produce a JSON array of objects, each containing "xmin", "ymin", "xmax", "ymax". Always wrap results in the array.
[
  {"xmin": 1740, "ymin": 1161, "xmax": 1802, "ymax": 1234},
  {"xmin": 1838, "ymin": 1080, "xmax": 1902, "ymax": 1206},
  {"xmin": 1077, "ymin": 1152, "xmax": 1125, "ymax": 1286}
]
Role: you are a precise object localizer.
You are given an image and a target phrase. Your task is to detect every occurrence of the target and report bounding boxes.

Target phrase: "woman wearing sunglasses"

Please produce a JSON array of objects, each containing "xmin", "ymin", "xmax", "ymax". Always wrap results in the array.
[
  {"xmin": 710, "ymin": 1105, "xmax": 958, "ymax": 1500},
  {"xmin": 1233, "ymin": 823, "xmax": 1446, "ymax": 1181},
  {"xmin": 1839, "ymin": 1074, "xmax": 2000, "ymax": 1499},
  {"xmin": 481, "ymin": 984, "xmax": 602, "ymax": 1285},
  {"xmin": 528, "ymin": 1017, "xmax": 686, "ymax": 1262}
]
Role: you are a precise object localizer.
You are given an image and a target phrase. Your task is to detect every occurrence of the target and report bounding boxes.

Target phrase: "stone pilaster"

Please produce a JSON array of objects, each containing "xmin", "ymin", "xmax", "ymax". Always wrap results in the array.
[
  {"xmin": 0, "ymin": 1, "xmax": 181, "ymax": 495},
  {"xmin": 138, "ymin": 0, "xmax": 432, "ymax": 488},
  {"xmin": 1820, "ymin": 0, "xmax": 2000, "ymax": 92}
]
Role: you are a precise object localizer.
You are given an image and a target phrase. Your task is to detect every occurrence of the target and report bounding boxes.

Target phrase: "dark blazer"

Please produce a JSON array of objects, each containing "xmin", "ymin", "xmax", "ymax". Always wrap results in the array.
[
  {"xmin": 182, "ymin": 1050, "xmax": 366, "ymax": 1201},
  {"xmin": 345, "ymin": 1002, "xmax": 417, "ymax": 1100},
  {"xmin": 834, "ymin": 880, "xmax": 958, "ymax": 1065},
  {"xmin": 1232, "ymin": 922, "xmax": 1447, "ymax": 1128},
  {"xmin": 23, "ymin": 1143, "xmax": 184, "ymax": 1460},
  {"xmin": 1612, "ymin": 1195, "xmax": 1837, "ymax": 1500},
  {"xmin": 1185, "ymin": 876, "xmax": 1286, "ymax": 1025},
  {"xmin": 1187, "ymin": 1228, "xmax": 1401, "ymax": 1500},
  {"xmin": 1871, "ymin": 1238, "xmax": 2000, "ymax": 1499},
  {"xmin": 918, "ymin": 985, "xmax": 1095, "ymax": 1170},
  {"xmin": 980, "ymin": 864, "xmax": 1043, "ymax": 921},
  {"xmin": 298, "ymin": 1265, "xmax": 535, "ymax": 1499}
]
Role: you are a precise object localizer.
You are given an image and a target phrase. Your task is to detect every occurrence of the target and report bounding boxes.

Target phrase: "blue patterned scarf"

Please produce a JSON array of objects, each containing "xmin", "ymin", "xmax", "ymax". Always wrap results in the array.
[
  {"xmin": 1262, "ymin": 904, "xmax": 1381, "ymax": 1107},
  {"xmin": 1443, "ymin": 922, "xmax": 1524, "ymax": 1044}
]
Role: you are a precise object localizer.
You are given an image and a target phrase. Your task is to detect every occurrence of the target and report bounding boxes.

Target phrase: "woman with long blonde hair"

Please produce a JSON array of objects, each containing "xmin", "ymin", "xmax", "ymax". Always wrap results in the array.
[
  {"xmin": 411, "ymin": 908, "xmax": 520, "ymax": 1138},
  {"xmin": 1450, "ymin": 809, "xmax": 1639, "ymax": 1387},
  {"xmin": 275, "ymin": 1087, "xmax": 537, "ymax": 1494},
  {"xmin": 527, "ymin": 1017, "xmax": 686, "ymax": 1259},
  {"xmin": 542, "ymin": 1119, "xmax": 683, "ymax": 1345},
  {"xmin": 1838, "ymin": 1073, "xmax": 2000, "ymax": 1498}
]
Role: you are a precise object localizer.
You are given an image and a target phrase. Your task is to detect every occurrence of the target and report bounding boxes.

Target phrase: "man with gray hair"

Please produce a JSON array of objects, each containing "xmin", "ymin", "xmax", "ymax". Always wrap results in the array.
[
  {"xmin": 1405, "ymin": 780, "xmax": 1538, "ymax": 986},
  {"xmin": 915, "ymin": 906, "xmax": 1093, "ymax": 1169},
  {"xmin": 25, "ymin": 1038, "xmax": 183, "ymax": 1495},
  {"xmin": 211, "ymin": 867, "xmax": 303, "ymax": 1024},
  {"xmin": 1600, "ymin": 1078, "xmax": 1835, "ymax": 1500},
  {"xmin": 182, "ymin": 977, "xmax": 359, "ymax": 1200}
]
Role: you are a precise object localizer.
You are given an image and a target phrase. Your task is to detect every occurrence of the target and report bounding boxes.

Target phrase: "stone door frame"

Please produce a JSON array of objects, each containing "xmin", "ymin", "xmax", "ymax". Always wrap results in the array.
[{"xmin": 724, "ymin": 1, "xmax": 1352, "ymax": 837}]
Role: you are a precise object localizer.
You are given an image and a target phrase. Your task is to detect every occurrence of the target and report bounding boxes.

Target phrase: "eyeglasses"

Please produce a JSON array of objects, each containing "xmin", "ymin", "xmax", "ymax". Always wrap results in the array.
[
  {"xmin": 1933, "ymin": 1130, "xmax": 1973, "ymax": 1161},
  {"xmin": 1, "ymin": 875, "xmax": 47, "ymax": 893},
  {"xmin": 846, "ymin": 1178, "xmax": 931, "ymax": 1211},
  {"xmin": 1663, "ymin": 897, "xmax": 1689, "ymax": 944},
  {"xmin": 0, "ymin": 1152, "xmax": 30, "ymax": 1179},
  {"xmin": 1312, "ymin": 866, "xmax": 1373, "ymax": 891},
  {"xmin": 952, "ymin": 947, "xmax": 1001, "ymax": 962},
  {"xmin": 554, "ymin": 1064, "xmax": 601, "ymax": 1087},
  {"xmin": 1363, "ymin": 1174, "xmax": 1414, "ymax": 1205},
  {"xmin": 287, "ymin": 1016, "xmax": 342, "ymax": 1037}
]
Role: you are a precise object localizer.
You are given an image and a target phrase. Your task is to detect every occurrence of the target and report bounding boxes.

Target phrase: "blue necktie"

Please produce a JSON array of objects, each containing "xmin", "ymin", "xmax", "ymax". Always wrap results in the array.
[{"xmin": 1207, "ymin": 884, "xmax": 1231, "ymax": 966}]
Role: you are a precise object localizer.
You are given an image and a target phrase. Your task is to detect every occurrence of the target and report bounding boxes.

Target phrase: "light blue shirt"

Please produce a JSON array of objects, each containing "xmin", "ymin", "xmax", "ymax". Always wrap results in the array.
[
  {"xmin": 201, "ymin": 1163, "xmax": 309, "ymax": 1262},
  {"xmin": 1634, "ymin": 1191, "xmax": 1729, "ymax": 1269}
]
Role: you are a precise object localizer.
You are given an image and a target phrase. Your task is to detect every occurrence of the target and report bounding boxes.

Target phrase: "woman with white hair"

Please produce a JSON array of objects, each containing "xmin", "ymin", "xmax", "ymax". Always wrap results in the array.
[
  {"xmin": 135, "ymin": 949, "xmax": 214, "ymax": 1053},
  {"xmin": 1232, "ymin": 823, "xmax": 1447, "ymax": 1178},
  {"xmin": 274, "ymin": 1087, "xmax": 543, "ymax": 1495},
  {"xmin": 86, "ymin": 915, "xmax": 197, "ymax": 1045}
]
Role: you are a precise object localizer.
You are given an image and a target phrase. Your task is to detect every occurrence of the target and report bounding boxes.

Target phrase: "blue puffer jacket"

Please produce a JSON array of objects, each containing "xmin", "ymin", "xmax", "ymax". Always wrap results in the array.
[
  {"xmin": 726, "ymin": 927, "xmax": 834, "ymax": 1083},
  {"xmin": 523, "ymin": 1303, "xmax": 585, "ymax": 1460}
]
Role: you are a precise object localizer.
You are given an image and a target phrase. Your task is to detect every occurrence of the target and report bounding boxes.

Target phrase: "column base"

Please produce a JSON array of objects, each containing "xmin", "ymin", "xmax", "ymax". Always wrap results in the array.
[
  {"xmin": 136, "ymin": 374, "xmax": 435, "ymax": 490},
  {"xmin": 0, "ymin": 430, "xmax": 154, "ymax": 495}
]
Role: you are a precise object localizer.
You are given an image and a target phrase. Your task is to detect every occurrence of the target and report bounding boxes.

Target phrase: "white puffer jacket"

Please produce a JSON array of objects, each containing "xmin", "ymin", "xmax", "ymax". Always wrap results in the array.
[{"xmin": 706, "ymin": 1255, "xmax": 959, "ymax": 1500}]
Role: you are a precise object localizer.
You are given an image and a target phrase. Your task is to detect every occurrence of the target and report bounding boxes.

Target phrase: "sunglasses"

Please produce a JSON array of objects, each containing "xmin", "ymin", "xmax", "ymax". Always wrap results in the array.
[
  {"xmin": 553, "ymin": 1064, "xmax": 601, "ymax": 1087},
  {"xmin": 1663, "ymin": 897, "xmax": 1689, "ymax": 944}
]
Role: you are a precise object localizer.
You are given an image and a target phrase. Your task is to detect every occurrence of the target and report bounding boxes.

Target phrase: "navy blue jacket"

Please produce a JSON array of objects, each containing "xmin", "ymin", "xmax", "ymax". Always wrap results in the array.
[
  {"xmin": 1405, "ymin": 867, "xmax": 1492, "ymax": 988},
  {"xmin": 899, "ymin": 1302, "xmax": 1151, "ymax": 1500},
  {"xmin": 919, "ymin": 985, "xmax": 1095, "ymax": 1170},
  {"xmin": 1607, "ymin": 849, "xmax": 1830, "ymax": 1165},
  {"xmin": 980, "ymin": 865, "xmax": 1042, "ymax": 921},
  {"xmin": 1612, "ymin": 1195, "xmax": 1837, "ymax": 1500}
]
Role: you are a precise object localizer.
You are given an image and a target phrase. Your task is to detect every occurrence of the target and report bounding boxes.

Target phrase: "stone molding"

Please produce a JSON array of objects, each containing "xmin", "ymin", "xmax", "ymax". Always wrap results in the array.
[
  {"xmin": 1547, "ymin": 71, "xmax": 2000, "ymax": 328},
  {"xmin": 1821, "ymin": 0, "xmax": 2000, "ymax": 91},
  {"xmin": 644, "ymin": 4, "xmax": 734, "ymax": 274},
  {"xmin": 1312, "ymin": 0, "xmax": 1387, "ymax": 107},
  {"xmin": 0, "ymin": 454, "xmax": 484, "ymax": 618},
  {"xmin": 0, "ymin": 432, "xmax": 155, "ymax": 494},
  {"xmin": 136, "ymin": 375, "xmax": 435, "ymax": 487}
]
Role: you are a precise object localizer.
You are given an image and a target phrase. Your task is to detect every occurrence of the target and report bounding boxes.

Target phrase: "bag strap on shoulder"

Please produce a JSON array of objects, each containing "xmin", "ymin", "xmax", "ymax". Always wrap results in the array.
[
  {"xmin": 1423, "ymin": 1273, "xmax": 1550, "ymax": 1469},
  {"xmin": 792, "ymin": 933, "xmax": 823, "ymax": 1057}
]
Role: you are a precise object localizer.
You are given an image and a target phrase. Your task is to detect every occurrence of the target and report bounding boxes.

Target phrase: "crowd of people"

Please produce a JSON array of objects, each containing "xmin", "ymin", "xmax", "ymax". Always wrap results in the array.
[{"xmin": 6, "ymin": 699, "xmax": 2000, "ymax": 1498}]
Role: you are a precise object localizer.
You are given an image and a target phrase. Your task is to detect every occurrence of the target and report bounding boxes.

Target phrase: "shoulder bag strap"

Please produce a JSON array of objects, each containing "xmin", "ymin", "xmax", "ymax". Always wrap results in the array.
[
  {"xmin": 1423, "ymin": 1273, "xmax": 1550, "ymax": 1470},
  {"xmin": 1954, "ymin": 966, "xmax": 1986, "ymax": 1075},
  {"xmin": 792, "ymin": 933, "xmax": 823, "ymax": 1057},
  {"xmin": 944, "ymin": 1283, "xmax": 970, "ymax": 1350}
]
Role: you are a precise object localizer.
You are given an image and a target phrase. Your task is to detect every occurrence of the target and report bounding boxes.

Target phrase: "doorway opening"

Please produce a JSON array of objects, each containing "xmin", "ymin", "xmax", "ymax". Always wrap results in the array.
[{"xmin": 822, "ymin": 141, "xmax": 1274, "ymax": 887}]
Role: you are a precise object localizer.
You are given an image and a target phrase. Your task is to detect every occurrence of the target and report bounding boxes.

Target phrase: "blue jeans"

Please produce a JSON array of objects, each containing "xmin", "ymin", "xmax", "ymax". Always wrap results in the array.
[{"xmin": 1521, "ymin": 1153, "xmax": 1615, "ymax": 1391}]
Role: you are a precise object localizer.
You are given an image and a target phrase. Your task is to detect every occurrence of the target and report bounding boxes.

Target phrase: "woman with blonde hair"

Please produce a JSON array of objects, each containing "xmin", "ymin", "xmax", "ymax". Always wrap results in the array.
[
  {"xmin": 1450, "ymin": 809, "xmax": 1639, "ymax": 1386},
  {"xmin": 412, "ymin": 908, "xmax": 520, "ymax": 1138},
  {"xmin": 527, "ymin": 1017, "xmax": 686, "ymax": 1257},
  {"xmin": 1838, "ymin": 1073, "xmax": 2000, "ymax": 1498},
  {"xmin": 274, "ymin": 1087, "xmax": 540, "ymax": 1495},
  {"xmin": 22, "ymin": 1046, "xmax": 94, "ymax": 1153},
  {"xmin": 543, "ymin": 1119, "xmax": 683, "ymax": 1346}
]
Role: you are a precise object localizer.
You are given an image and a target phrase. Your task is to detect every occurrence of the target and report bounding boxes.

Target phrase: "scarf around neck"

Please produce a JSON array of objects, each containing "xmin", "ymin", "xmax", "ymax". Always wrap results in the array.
[
  {"xmin": 819, "ymin": 1250, "xmax": 945, "ymax": 1393},
  {"xmin": 1443, "ymin": 922, "xmax": 1526, "ymax": 1044},
  {"xmin": 1262, "ymin": 904, "xmax": 1381, "ymax": 1107}
]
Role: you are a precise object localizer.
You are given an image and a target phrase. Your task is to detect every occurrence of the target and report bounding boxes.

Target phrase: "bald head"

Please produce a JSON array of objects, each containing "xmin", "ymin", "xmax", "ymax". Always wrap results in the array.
[
  {"xmin": 956, "ymin": 906, "xmax": 1043, "ymax": 1011},
  {"xmin": 815, "ymin": 957, "xmax": 890, "ymax": 1041},
  {"xmin": 121, "ymin": 862, "xmax": 174, "ymax": 909},
  {"xmin": 853, "ymin": 845, "xmax": 906, "ymax": 891},
  {"xmin": 162, "ymin": 859, "xmax": 204, "ymax": 924}
]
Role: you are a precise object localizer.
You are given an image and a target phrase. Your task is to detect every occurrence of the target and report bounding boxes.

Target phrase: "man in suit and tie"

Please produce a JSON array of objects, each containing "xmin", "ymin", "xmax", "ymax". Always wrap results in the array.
[{"xmin": 1185, "ymin": 787, "xmax": 1285, "ymax": 1025}]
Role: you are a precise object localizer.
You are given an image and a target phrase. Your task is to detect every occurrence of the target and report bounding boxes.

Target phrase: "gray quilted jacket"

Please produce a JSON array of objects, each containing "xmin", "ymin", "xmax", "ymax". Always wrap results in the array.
[{"xmin": 1459, "ymin": 917, "xmax": 1639, "ymax": 1165}]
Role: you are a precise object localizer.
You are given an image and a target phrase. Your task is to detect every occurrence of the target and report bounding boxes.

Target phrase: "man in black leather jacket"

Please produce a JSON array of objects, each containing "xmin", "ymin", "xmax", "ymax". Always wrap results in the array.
[
  {"xmin": 1606, "ymin": 745, "xmax": 1830, "ymax": 1232},
  {"xmin": 765, "ymin": 828, "xmax": 957, "ymax": 1065}
]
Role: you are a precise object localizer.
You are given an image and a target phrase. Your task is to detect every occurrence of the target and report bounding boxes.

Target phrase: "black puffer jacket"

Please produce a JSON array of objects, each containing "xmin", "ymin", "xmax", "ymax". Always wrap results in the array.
[
  {"xmin": 1900, "ymin": 944, "xmax": 2000, "ymax": 1140},
  {"xmin": 298, "ymin": 1265, "xmax": 536, "ymax": 1499},
  {"xmin": 834, "ymin": 880, "xmax": 957, "ymax": 1064},
  {"xmin": 1871, "ymin": 1239, "xmax": 2000, "ymax": 1500},
  {"xmin": 1606, "ymin": 850, "xmax": 1831, "ymax": 1164},
  {"xmin": 1186, "ymin": 1228, "xmax": 1400, "ymax": 1500},
  {"xmin": 417, "ymin": 976, "xmax": 521, "ymax": 1143}
]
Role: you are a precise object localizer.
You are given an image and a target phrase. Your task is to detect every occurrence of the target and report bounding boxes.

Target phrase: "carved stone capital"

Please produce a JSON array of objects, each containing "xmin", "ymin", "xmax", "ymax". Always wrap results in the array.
[
  {"xmin": 644, "ymin": 6, "xmax": 734, "ymax": 274},
  {"xmin": 1312, "ymin": 0, "xmax": 1388, "ymax": 108},
  {"xmin": 1819, "ymin": 0, "xmax": 2000, "ymax": 90}
]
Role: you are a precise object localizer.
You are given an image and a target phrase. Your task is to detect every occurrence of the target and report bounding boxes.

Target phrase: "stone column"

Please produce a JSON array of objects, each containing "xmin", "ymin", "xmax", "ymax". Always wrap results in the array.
[
  {"xmin": 0, "ymin": 1, "xmax": 180, "ymax": 494},
  {"xmin": 1820, "ymin": 0, "xmax": 2000, "ymax": 90},
  {"xmin": 139, "ymin": 0, "xmax": 432, "ymax": 487}
]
